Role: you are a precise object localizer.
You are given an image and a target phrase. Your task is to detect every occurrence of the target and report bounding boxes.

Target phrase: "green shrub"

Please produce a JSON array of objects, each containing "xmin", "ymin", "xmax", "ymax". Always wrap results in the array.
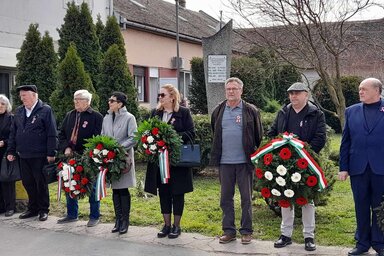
[
  {"xmin": 329, "ymin": 150, "xmax": 340, "ymax": 164},
  {"xmin": 192, "ymin": 114, "xmax": 212, "ymax": 173},
  {"xmin": 263, "ymin": 99, "xmax": 281, "ymax": 113},
  {"xmin": 260, "ymin": 111, "xmax": 277, "ymax": 135}
]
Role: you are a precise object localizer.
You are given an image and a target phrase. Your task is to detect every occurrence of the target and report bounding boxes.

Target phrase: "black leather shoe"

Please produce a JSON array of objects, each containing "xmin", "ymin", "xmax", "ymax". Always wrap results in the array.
[
  {"xmin": 19, "ymin": 210, "xmax": 38, "ymax": 219},
  {"xmin": 157, "ymin": 225, "xmax": 171, "ymax": 238},
  {"xmin": 168, "ymin": 225, "xmax": 181, "ymax": 239},
  {"xmin": 274, "ymin": 235, "xmax": 292, "ymax": 248},
  {"xmin": 376, "ymin": 249, "xmax": 384, "ymax": 256},
  {"xmin": 304, "ymin": 237, "xmax": 316, "ymax": 251},
  {"xmin": 57, "ymin": 216, "xmax": 78, "ymax": 224},
  {"xmin": 5, "ymin": 210, "xmax": 15, "ymax": 217},
  {"xmin": 348, "ymin": 247, "xmax": 368, "ymax": 255},
  {"xmin": 39, "ymin": 212, "xmax": 48, "ymax": 221}
]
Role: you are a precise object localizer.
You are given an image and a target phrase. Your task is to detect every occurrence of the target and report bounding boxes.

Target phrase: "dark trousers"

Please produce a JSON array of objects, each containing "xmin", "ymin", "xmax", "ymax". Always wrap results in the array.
[
  {"xmin": 159, "ymin": 183, "xmax": 185, "ymax": 215},
  {"xmin": 351, "ymin": 166, "xmax": 384, "ymax": 251},
  {"xmin": 20, "ymin": 157, "xmax": 49, "ymax": 214},
  {"xmin": 0, "ymin": 181, "xmax": 16, "ymax": 212},
  {"xmin": 219, "ymin": 163, "xmax": 253, "ymax": 235}
]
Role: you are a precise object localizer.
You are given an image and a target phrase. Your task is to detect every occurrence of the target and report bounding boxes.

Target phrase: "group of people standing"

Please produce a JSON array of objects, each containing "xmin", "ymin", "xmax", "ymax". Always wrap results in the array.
[{"xmin": 1, "ymin": 76, "xmax": 384, "ymax": 255}]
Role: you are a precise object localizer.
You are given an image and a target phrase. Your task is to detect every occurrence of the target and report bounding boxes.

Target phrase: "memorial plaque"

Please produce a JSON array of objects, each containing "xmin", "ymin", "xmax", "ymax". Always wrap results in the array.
[{"xmin": 208, "ymin": 55, "xmax": 227, "ymax": 83}]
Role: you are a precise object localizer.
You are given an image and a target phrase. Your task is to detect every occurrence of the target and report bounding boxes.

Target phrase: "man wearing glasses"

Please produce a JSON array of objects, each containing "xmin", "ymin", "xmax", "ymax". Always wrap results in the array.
[
  {"xmin": 210, "ymin": 77, "xmax": 263, "ymax": 245},
  {"xmin": 57, "ymin": 89, "xmax": 103, "ymax": 227}
]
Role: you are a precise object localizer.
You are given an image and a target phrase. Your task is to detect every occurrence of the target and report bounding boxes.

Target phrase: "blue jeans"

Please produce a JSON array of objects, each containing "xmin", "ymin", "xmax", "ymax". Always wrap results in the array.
[{"xmin": 66, "ymin": 183, "xmax": 100, "ymax": 220}]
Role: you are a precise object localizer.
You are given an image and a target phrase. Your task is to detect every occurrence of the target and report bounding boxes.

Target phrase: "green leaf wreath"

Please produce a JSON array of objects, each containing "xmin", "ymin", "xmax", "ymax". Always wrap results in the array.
[
  {"xmin": 252, "ymin": 133, "xmax": 327, "ymax": 208},
  {"xmin": 83, "ymin": 135, "xmax": 127, "ymax": 182},
  {"xmin": 135, "ymin": 117, "xmax": 183, "ymax": 166}
]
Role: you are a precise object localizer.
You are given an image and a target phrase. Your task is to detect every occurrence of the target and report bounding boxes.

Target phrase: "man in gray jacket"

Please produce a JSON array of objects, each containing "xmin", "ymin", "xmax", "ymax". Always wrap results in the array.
[{"xmin": 210, "ymin": 77, "xmax": 263, "ymax": 245}]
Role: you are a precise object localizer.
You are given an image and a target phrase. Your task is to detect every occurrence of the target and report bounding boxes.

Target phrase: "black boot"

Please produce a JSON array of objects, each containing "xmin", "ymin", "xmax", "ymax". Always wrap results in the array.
[
  {"xmin": 119, "ymin": 190, "xmax": 131, "ymax": 234},
  {"xmin": 111, "ymin": 191, "xmax": 122, "ymax": 233}
]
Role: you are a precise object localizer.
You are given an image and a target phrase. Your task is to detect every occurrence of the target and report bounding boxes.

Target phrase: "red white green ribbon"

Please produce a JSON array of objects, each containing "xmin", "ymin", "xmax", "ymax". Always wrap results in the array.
[
  {"xmin": 251, "ymin": 132, "xmax": 327, "ymax": 190},
  {"xmin": 159, "ymin": 149, "xmax": 170, "ymax": 184},
  {"xmin": 95, "ymin": 166, "xmax": 108, "ymax": 201}
]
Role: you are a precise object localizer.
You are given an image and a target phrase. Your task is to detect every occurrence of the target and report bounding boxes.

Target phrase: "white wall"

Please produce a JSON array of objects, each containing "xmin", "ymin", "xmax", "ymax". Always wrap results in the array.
[{"xmin": 0, "ymin": 0, "xmax": 110, "ymax": 68}]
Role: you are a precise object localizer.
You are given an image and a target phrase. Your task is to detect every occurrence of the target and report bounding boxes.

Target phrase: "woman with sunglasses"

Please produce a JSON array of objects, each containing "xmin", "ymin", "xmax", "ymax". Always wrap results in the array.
[
  {"xmin": 101, "ymin": 92, "xmax": 137, "ymax": 234},
  {"xmin": 144, "ymin": 84, "xmax": 195, "ymax": 239}
]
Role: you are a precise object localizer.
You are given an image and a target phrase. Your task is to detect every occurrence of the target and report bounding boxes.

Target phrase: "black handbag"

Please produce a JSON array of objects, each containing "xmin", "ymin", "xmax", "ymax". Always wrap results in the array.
[
  {"xmin": 0, "ymin": 156, "xmax": 21, "ymax": 182},
  {"xmin": 176, "ymin": 132, "xmax": 201, "ymax": 167},
  {"xmin": 43, "ymin": 163, "xmax": 58, "ymax": 184}
]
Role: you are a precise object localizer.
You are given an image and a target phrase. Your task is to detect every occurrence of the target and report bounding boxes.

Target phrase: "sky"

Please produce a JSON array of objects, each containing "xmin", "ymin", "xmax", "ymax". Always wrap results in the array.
[{"xmin": 163, "ymin": 0, "xmax": 384, "ymax": 27}]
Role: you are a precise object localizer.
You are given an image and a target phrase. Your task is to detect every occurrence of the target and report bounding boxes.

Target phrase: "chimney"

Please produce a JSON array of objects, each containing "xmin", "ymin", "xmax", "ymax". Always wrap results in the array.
[{"xmin": 179, "ymin": 0, "xmax": 186, "ymax": 8}]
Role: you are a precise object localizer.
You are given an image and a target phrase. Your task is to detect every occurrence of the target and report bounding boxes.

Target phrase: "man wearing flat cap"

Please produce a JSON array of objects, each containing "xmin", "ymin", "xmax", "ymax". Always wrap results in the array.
[
  {"xmin": 267, "ymin": 82, "xmax": 326, "ymax": 251},
  {"xmin": 7, "ymin": 84, "xmax": 58, "ymax": 221}
]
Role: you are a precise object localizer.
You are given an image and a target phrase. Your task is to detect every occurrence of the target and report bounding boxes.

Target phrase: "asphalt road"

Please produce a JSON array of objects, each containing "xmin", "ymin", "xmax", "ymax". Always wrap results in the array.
[{"xmin": 0, "ymin": 223, "xmax": 219, "ymax": 256}]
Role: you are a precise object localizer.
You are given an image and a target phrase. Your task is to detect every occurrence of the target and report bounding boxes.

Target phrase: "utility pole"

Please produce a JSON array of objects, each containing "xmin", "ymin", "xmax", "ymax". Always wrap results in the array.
[{"xmin": 175, "ymin": 0, "xmax": 181, "ymax": 92}]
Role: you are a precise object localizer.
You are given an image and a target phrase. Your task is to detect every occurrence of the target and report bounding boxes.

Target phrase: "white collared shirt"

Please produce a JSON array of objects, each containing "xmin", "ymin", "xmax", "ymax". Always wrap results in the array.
[{"xmin": 25, "ymin": 100, "xmax": 38, "ymax": 117}]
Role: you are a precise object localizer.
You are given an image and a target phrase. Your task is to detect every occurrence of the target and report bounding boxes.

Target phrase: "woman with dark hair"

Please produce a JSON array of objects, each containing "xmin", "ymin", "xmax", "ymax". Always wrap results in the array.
[
  {"xmin": 0, "ymin": 94, "xmax": 15, "ymax": 217},
  {"xmin": 144, "ymin": 84, "xmax": 195, "ymax": 239},
  {"xmin": 101, "ymin": 92, "xmax": 137, "ymax": 234}
]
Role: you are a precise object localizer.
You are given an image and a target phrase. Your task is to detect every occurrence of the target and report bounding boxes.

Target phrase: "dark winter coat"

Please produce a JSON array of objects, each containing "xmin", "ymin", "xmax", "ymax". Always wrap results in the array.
[
  {"xmin": 210, "ymin": 100, "xmax": 263, "ymax": 167},
  {"xmin": 58, "ymin": 107, "xmax": 103, "ymax": 154},
  {"xmin": 144, "ymin": 106, "xmax": 195, "ymax": 195},
  {"xmin": 7, "ymin": 100, "xmax": 58, "ymax": 158},
  {"xmin": 0, "ymin": 113, "xmax": 13, "ymax": 159},
  {"xmin": 267, "ymin": 101, "xmax": 326, "ymax": 153}
]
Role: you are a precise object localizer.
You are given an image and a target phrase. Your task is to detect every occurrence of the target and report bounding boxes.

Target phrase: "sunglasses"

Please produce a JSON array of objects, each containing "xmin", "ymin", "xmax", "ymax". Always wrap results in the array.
[
  {"xmin": 108, "ymin": 99, "xmax": 120, "ymax": 103},
  {"xmin": 158, "ymin": 93, "xmax": 168, "ymax": 98}
]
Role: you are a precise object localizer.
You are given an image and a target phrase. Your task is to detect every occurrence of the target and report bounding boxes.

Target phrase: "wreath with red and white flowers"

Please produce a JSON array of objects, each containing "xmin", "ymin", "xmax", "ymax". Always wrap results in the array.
[
  {"xmin": 251, "ymin": 133, "xmax": 327, "ymax": 208},
  {"xmin": 57, "ymin": 157, "xmax": 92, "ymax": 200}
]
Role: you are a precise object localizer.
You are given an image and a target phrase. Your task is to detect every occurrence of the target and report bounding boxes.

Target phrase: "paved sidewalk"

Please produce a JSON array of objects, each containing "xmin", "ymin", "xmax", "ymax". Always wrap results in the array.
[{"xmin": 0, "ymin": 213, "xmax": 377, "ymax": 255}]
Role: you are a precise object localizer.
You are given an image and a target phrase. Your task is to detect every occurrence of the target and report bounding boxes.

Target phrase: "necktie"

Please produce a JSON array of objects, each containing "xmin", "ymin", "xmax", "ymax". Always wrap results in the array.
[{"xmin": 70, "ymin": 112, "xmax": 81, "ymax": 146}]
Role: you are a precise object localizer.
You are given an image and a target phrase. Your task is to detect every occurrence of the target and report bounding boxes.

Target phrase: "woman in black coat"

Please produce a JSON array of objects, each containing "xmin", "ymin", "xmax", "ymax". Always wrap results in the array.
[
  {"xmin": 0, "ymin": 95, "xmax": 15, "ymax": 217},
  {"xmin": 144, "ymin": 84, "xmax": 195, "ymax": 239}
]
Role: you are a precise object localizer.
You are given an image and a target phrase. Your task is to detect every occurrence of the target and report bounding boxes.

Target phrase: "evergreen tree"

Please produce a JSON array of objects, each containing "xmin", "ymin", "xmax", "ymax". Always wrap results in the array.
[
  {"xmin": 15, "ymin": 24, "xmax": 58, "ymax": 105},
  {"xmin": 50, "ymin": 43, "xmax": 99, "ymax": 124},
  {"xmin": 188, "ymin": 57, "xmax": 207, "ymax": 114},
  {"xmin": 99, "ymin": 16, "xmax": 126, "ymax": 56},
  {"xmin": 98, "ymin": 44, "xmax": 138, "ymax": 117},
  {"xmin": 57, "ymin": 2, "xmax": 101, "ymax": 90},
  {"xmin": 95, "ymin": 14, "xmax": 105, "ymax": 40},
  {"xmin": 35, "ymin": 31, "xmax": 58, "ymax": 104}
]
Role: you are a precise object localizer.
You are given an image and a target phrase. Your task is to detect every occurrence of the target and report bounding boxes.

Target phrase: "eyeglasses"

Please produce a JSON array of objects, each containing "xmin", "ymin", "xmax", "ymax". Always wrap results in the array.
[
  {"xmin": 74, "ymin": 98, "xmax": 87, "ymax": 102},
  {"xmin": 108, "ymin": 99, "xmax": 120, "ymax": 103},
  {"xmin": 158, "ymin": 93, "xmax": 168, "ymax": 98},
  {"xmin": 225, "ymin": 87, "xmax": 241, "ymax": 92}
]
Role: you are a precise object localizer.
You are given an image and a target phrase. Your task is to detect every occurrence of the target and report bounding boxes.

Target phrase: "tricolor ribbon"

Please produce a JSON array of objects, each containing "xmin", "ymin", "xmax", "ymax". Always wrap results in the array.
[
  {"xmin": 95, "ymin": 166, "xmax": 108, "ymax": 201},
  {"xmin": 159, "ymin": 149, "xmax": 170, "ymax": 184},
  {"xmin": 251, "ymin": 132, "xmax": 327, "ymax": 191},
  {"xmin": 57, "ymin": 163, "xmax": 74, "ymax": 201}
]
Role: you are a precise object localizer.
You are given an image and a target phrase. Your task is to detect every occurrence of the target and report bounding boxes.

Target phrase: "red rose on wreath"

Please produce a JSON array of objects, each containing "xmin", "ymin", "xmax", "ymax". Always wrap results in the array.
[
  {"xmin": 96, "ymin": 143, "xmax": 103, "ymax": 150},
  {"xmin": 255, "ymin": 168, "xmax": 264, "ymax": 179},
  {"xmin": 279, "ymin": 147, "xmax": 292, "ymax": 160},
  {"xmin": 278, "ymin": 199, "xmax": 291, "ymax": 208},
  {"xmin": 75, "ymin": 165, "xmax": 83, "ymax": 172},
  {"xmin": 145, "ymin": 148, "xmax": 151, "ymax": 155},
  {"xmin": 306, "ymin": 176, "xmax": 318, "ymax": 187},
  {"xmin": 141, "ymin": 135, "xmax": 147, "ymax": 143},
  {"xmin": 107, "ymin": 151, "xmax": 116, "ymax": 160},
  {"xmin": 297, "ymin": 158, "xmax": 308, "ymax": 169},
  {"xmin": 89, "ymin": 151, "xmax": 93, "ymax": 157},
  {"xmin": 296, "ymin": 197, "xmax": 308, "ymax": 206},
  {"xmin": 73, "ymin": 174, "xmax": 80, "ymax": 181},
  {"xmin": 263, "ymin": 153, "xmax": 273, "ymax": 165},
  {"xmin": 157, "ymin": 140, "xmax": 166, "ymax": 147},
  {"xmin": 261, "ymin": 187, "xmax": 271, "ymax": 198},
  {"xmin": 58, "ymin": 162, "xmax": 63, "ymax": 169},
  {"xmin": 152, "ymin": 127, "xmax": 159, "ymax": 135},
  {"xmin": 68, "ymin": 159, "xmax": 76, "ymax": 165},
  {"xmin": 81, "ymin": 177, "xmax": 89, "ymax": 185}
]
